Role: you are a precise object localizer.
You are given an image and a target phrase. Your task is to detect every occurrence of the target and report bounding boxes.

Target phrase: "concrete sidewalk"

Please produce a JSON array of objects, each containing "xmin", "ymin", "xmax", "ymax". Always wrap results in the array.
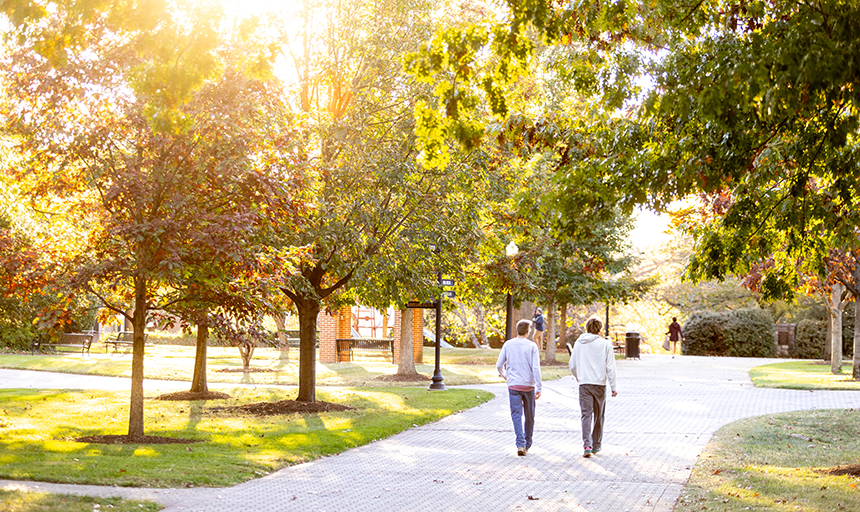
[{"xmin": 2, "ymin": 356, "xmax": 859, "ymax": 511}]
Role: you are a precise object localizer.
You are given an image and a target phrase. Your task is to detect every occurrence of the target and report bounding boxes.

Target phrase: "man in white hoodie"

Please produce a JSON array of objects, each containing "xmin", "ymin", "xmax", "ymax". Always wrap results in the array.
[
  {"xmin": 497, "ymin": 319, "xmax": 542, "ymax": 456},
  {"xmin": 569, "ymin": 317, "xmax": 617, "ymax": 458}
]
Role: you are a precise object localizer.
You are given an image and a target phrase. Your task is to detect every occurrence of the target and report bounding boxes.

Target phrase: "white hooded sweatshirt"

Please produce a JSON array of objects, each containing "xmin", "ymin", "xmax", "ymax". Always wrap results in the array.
[{"xmin": 568, "ymin": 333, "xmax": 617, "ymax": 392}]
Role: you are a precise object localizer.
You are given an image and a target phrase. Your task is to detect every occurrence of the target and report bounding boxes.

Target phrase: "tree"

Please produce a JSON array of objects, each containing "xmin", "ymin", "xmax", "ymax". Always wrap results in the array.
[
  {"xmin": 1, "ymin": 1, "xmax": 296, "ymax": 436},
  {"xmin": 272, "ymin": 0, "xmax": 488, "ymax": 402}
]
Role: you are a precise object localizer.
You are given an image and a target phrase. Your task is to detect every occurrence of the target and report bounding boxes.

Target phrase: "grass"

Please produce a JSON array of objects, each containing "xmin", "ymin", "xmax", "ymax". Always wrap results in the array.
[
  {"xmin": 750, "ymin": 360, "xmax": 860, "ymax": 390},
  {"xmin": 676, "ymin": 409, "xmax": 860, "ymax": 512},
  {"xmin": 0, "ymin": 386, "xmax": 493, "ymax": 488},
  {"xmin": 0, "ymin": 490, "xmax": 160, "ymax": 512},
  {"xmin": 0, "ymin": 345, "xmax": 573, "ymax": 387}
]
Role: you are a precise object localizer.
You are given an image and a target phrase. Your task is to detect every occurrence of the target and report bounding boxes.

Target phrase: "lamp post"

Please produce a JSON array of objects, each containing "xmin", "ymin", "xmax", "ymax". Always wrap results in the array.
[
  {"xmin": 429, "ymin": 246, "xmax": 445, "ymax": 391},
  {"xmin": 504, "ymin": 241, "xmax": 519, "ymax": 341}
]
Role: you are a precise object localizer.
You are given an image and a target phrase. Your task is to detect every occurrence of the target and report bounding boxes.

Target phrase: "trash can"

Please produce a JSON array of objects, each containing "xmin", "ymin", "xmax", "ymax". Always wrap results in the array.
[{"xmin": 625, "ymin": 331, "xmax": 640, "ymax": 359}]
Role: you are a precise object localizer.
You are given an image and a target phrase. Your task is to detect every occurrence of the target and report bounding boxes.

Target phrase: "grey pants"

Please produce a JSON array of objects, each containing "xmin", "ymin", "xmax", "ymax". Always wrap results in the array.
[{"xmin": 579, "ymin": 384, "xmax": 607, "ymax": 450}]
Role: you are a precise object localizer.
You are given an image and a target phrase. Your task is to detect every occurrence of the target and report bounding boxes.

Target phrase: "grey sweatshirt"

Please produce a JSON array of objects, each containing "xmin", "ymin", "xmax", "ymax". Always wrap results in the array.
[{"xmin": 496, "ymin": 336, "xmax": 542, "ymax": 393}]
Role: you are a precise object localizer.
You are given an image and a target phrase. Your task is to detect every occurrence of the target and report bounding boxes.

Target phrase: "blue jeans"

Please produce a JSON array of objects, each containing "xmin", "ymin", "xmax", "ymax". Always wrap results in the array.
[{"xmin": 508, "ymin": 388, "xmax": 536, "ymax": 449}]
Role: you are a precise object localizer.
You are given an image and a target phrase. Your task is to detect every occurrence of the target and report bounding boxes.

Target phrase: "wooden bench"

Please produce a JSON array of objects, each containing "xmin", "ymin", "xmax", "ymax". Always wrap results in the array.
[
  {"xmin": 336, "ymin": 338, "xmax": 394, "ymax": 363},
  {"xmin": 104, "ymin": 331, "xmax": 147, "ymax": 353},
  {"xmin": 31, "ymin": 333, "xmax": 93, "ymax": 356}
]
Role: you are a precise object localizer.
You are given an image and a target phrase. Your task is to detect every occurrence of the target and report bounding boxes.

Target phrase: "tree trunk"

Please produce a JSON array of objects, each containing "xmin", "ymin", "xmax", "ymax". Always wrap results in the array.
[
  {"xmin": 560, "ymin": 303, "xmax": 568, "ymax": 348},
  {"xmin": 296, "ymin": 296, "xmax": 321, "ymax": 403},
  {"xmin": 397, "ymin": 308, "xmax": 417, "ymax": 375},
  {"xmin": 829, "ymin": 283, "xmax": 846, "ymax": 375},
  {"xmin": 273, "ymin": 314, "xmax": 290, "ymax": 361},
  {"xmin": 473, "ymin": 305, "xmax": 489, "ymax": 347},
  {"xmin": 854, "ymin": 299, "xmax": 860, "ymax": 380},
  {"xmin": 825, "ymin": 302, "xmax": 833, "ymax": 362},
  {"xmin": 128, "ymin": 278, "xmax": 147, "ymax": 438},
  {"xmin": 545, "ymin": 302, "xmax": 557, "ymax": 364},
  {"xmin": 190, "ymin": 311, "xmax": 208, "ymax": 393},
  {"xmin": 239, "ymin": 342, "xmax": 254, "ymax": 370},
  {"xmin": 454, "ymin": 302, "xmax": 480, "ymax": 348}
]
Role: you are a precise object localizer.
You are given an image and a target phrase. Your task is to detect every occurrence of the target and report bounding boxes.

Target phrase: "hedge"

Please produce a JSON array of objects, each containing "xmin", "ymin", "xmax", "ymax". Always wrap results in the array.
[
  {"xmin": 795, "ymin": 318, "xmax": 826, "ymax": 359},
  {"xmin": 682, "ymin": 308, "xmax": 775, "ymax": 358}
]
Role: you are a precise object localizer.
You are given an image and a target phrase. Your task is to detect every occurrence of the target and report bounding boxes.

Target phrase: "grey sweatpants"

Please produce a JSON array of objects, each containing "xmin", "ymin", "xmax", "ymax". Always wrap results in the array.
[{"xmin": 579, "ymin": 383, "xmax": 607, "ymax": 450}]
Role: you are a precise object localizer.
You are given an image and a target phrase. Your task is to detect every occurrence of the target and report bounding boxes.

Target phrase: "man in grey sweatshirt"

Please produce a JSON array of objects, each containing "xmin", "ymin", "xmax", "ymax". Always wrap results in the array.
[
  {"xmin": 569, "ymin": 317, "xmax": 618, "ymax": 458},
  {"xmin": 497, "ymin": 319, "xmax": 542, "ymax": 456}
]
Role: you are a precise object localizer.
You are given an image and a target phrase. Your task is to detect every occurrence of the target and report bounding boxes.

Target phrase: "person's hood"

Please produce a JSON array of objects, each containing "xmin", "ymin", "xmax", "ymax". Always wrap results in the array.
[{"xmin": 576, "ymin": 333, "xmax": 602, "ymax": 344}]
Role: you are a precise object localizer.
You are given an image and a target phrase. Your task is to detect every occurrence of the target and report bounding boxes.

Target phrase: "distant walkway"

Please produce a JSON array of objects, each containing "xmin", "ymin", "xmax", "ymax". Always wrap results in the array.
[{"xmin": 2, "ymin": 356, "xmax": 859, "ymax": 511}]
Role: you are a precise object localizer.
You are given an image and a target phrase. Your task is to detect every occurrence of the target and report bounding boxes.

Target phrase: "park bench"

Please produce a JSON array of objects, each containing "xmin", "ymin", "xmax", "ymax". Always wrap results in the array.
[
  {"xmin": 612, "ymin": 333, "xmax": 626, "ymax": 354},
  {"xmin": 31, "ymin": 333, "xmax": 93, "ymax": 356},
  {"xmin": 104, "ymin": 331, "xmax": 148, "ymax": 353},
  {"xmin": 336, "ymin": 338, "xmax": 394, "ymax": 363}
]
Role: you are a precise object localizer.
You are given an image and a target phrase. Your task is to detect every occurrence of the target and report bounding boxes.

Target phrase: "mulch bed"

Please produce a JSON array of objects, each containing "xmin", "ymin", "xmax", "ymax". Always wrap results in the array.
[
  {"xmin": 154, "ymin": 390, "xmax": 232, "ymax": 401},
  {"xmin": 214, "ymin": 368, "xmax": 277, "ymax": 373},
  {"xmin": 815, "ymin": 464, "xmax": 860, "ymax": 477},
  {"xmin": 210, "ymin": 400, "xmax": 354, "ymax": 416},
  {"xmin": 374, "ymin": 374, "xmax": 432, "ymax": 382},
  {"xmin": 73, "ymin": 435, "xmax": 199, "ymax": 445}
]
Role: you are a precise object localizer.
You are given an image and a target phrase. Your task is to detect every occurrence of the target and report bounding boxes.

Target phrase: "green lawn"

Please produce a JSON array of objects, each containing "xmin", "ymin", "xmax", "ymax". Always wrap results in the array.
[
  {"xmin": 750, "ymin": 360, "xmax": 860, "ymax": 390},
  {"xmin": 0, "ymin": 345, "xmax": 572, "ymax": 386},
  {"xmin": 0, "ymin": 490, "xmax": 160, "ymax": 512},
  {"xmin": 0, "ymin": 386, "xmax": 492, "ymax": 488},
  {"xmin": 676, "ymin": 409, "xmax": 860, "ymax": 512}
]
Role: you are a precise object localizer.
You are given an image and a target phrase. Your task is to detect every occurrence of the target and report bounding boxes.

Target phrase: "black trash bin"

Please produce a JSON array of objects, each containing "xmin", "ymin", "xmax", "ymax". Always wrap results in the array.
[{"xmin": 624, "ymin": 331, "xmax": 640, "ymax": 359}]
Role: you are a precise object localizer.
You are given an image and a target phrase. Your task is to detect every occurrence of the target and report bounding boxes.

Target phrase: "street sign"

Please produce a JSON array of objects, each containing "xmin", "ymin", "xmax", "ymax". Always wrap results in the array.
[
  {"xmin": 439, "ymin": 279, "xmax": 455, "ymax": 287},
  {"xmin": 406, "ymin": 300, "xmax": 438, "ymax": 309},
  {"xmin": 442, "ymin": 290, "xmax": 455, "ymax": 299}
]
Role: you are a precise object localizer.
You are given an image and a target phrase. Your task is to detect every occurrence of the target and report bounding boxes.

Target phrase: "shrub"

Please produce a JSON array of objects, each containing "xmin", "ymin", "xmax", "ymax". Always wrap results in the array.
[
  {"xmin": 795, "ymin": 318, "xmax": 826, "ymax": 359},
  {"xmin": 683, "ymin": 308, "xmax": 776, "ymax": 357},
  {"xmin": 682, "ymin": 312, "xmax": 726, "ymax": 356},
  {"xmin": 724, "ymin": 308, "xmax": 776, "ymax": 358}
]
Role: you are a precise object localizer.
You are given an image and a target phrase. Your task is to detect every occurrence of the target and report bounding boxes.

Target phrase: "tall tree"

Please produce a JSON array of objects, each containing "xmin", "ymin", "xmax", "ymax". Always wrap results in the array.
[
  {"xmin": 272, "ymin": 0, "xmax": 484, "ymax": 402},
  {"xmin": 1, "ymin": 1, "xmax": 295, "ymax": 436}
]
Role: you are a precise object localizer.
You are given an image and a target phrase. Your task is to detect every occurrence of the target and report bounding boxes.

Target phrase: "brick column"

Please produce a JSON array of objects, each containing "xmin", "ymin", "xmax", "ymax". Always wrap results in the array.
[
  {"xmin": 318, "ymin": 310, "xmax": 338, "ymax": 363},
  {"xmin": 336, "ymin": 306, "xmax": 352, "ymax": 339},
  {"xmin": 413, "ymin": 310, "xmax": 424, "ymax": 364}
]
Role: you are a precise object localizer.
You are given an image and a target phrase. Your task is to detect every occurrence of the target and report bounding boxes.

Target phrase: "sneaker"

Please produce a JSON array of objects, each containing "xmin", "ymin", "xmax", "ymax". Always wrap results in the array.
[
  {"xmin": 591, "ymin": 446, "xmax": 600, "ymax": 455},
  {"xmin": 517, "ymin": 446, "xmax": 526, "ymax": 456},
  {"xmin": 583, "ymin": 447, "xmax": 592, "ymax": 458}
]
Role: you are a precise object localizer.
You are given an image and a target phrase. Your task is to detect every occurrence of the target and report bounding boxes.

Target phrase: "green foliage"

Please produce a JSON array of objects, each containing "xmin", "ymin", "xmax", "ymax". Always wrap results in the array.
[
  {"xmin": 683, "ymin": 308, "xmax": 775, "ymax": 357},
  {"xmin": 794, "ymin": 318, "xmax": 826, "ymax": 360},
  {"xmin": 723, "ymin": 308, "xmax": 776, "ymax": 358},
  {"xmin": 682, "ymin": 311, "xmax": 725, "ymax": 356}
]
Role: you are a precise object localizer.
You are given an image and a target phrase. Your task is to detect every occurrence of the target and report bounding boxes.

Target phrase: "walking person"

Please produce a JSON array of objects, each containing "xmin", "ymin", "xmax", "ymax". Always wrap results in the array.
[
  {"xmin": 497, "ymin": 319, "xmax": 542, "ymax": 456},
  {"xmin": 569, "ymin": 317, "xmax": 617, "ymax": 458},
  {"xmin": 532, "ymin": 308, "xmax": 545, "ymax": 349},
  {"xmin": 667, "ymin": 317, "xmax": 684, "ymax": 358}
]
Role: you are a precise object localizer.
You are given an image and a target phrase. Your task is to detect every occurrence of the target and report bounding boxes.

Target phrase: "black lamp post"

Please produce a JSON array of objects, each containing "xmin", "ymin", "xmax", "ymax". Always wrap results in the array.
[
  {"xmin": 429, "ymin": 247, "xmax": 445, "ymax": 391},
  {"xmin": 504, "ymin": 241, "xmax": 519, "ymax": 341}
]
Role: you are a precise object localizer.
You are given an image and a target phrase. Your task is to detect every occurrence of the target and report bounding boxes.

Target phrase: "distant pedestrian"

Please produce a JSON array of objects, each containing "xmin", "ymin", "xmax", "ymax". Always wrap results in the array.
[
  {"xmin": 667, "ymin": 317, "xmax": 684, "ymax": 358},
  {"xmin": 569, "ymin": 318, "xmax": 617, "ymax": 458},
  {"xmin": 497, "ymin": 319, "xmax": 542, "ymax": 457},
  {"xmin": 533, "ymin": 308, "xmax": 545, "ymax": 349}
]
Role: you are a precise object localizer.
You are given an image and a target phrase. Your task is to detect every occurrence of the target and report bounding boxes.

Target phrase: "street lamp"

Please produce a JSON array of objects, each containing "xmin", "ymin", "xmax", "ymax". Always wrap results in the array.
[
  {"xmin": 505, "ymin": 241, "xmax": 519, "ymax": 341},
  {"xmin": 428, "ymin": 244, "xmax": 446, "ymax": 391}
]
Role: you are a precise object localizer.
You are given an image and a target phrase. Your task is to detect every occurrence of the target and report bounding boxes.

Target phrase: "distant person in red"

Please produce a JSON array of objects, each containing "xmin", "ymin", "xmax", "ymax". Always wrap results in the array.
[{"xmin": 667, "ymin": 317, "xmax": 684, "ymax": 358}]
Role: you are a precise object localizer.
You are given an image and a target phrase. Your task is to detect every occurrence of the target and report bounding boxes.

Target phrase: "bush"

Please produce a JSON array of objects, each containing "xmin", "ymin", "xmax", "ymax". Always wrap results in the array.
[
  {"xmin": 683, "ymin": 308, "xmax": 776, "ymax": 357},
  {"xmin": 682, "ymin": 312, "xmax": 726, "ymax": 356},
  {"xmin": 795, "ymin": 318, "xmax": 826, "ymax": 359},
  {"xmin": 724, "ymin": 308, "xmax": 776, "ymax": 358},
  {"xmin": 0, "ymin": 322, "xmax": 36, "ymax": 351}
]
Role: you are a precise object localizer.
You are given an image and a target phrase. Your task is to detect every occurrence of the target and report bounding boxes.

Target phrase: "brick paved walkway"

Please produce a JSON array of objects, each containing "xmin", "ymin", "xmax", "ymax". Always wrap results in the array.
[{"xmin": 2, "ymin": 355, "xmax": 858, "ymax": 511}]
